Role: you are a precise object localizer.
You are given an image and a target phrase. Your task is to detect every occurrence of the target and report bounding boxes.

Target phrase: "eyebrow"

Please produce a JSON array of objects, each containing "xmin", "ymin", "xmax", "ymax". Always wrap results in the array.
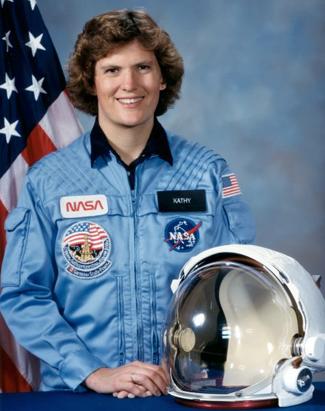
[
  {"xmin": 99, "ymin": 64, "xmax": 119, "ymax": 70},
  {"xmin": 98, "ymin": 59, "xmax": 155, "ymax": 71}
]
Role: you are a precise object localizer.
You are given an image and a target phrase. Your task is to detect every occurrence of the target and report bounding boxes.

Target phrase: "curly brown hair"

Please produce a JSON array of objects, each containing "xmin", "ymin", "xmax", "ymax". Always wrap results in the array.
[{"xmin": 67, "ymin": 9, "xmax": 184, "ymax": 117}]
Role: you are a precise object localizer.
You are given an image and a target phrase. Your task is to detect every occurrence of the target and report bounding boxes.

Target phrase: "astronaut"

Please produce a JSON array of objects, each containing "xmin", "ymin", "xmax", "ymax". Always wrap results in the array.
[{"xmin": 0, "ymin": 10, "xmax": 255, "ymax": 398}]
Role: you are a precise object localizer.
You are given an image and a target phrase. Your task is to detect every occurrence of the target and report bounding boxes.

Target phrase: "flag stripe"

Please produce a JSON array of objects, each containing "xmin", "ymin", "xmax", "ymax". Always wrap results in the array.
[
  {"xmin": 39, "ymin": 91, "xmax": 82, "ymax": 147},
  {"xmin": 0, "ymin": 154, "xmax": 29, "ymax": 211},
  {"xmin": 22, "ymin": 124, "xmax": 56, "ymax": 166},
  {"xmin": 0, "ymin": 345, "xmax": 32, "ymax": 393},
  {"xmin": 0, "ymin": 313, "xmax": 40, "ymax": 392}
]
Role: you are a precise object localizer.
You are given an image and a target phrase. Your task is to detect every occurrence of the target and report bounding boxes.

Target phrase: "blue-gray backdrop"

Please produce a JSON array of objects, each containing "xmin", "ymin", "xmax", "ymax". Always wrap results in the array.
[{"xmin": 38, "ymin": 0, "xmax": 324, "ymax": 293}]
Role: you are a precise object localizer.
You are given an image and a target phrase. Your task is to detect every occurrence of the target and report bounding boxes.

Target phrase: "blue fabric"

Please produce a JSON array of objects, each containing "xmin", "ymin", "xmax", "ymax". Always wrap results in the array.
[
  {"xmin": 1, "ymin": 382, "xmax": 325, "ymax": 411},
  {"xmin": 0, "ymin": 130, "xmax": 255, "ymax": 391}
]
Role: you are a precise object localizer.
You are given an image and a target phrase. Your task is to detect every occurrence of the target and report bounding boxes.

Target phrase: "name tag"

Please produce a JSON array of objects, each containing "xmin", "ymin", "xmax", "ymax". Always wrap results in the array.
[
  {"xmin": 60, "ymin": 195, "xmax": 108, "ymax": 218},
  {"xmin": 157, "ymin": 190, "xmax": 206, "ymax": 212}
]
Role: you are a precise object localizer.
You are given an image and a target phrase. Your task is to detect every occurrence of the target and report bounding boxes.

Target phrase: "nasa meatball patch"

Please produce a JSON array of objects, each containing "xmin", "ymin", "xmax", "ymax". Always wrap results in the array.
[
  {"xmin": 164, "ymin": 218, "xmax": 202, "ymax": 252},
  {"xmin": 62, "ymin": 221, "xmax": 112, "ymax": 279}
]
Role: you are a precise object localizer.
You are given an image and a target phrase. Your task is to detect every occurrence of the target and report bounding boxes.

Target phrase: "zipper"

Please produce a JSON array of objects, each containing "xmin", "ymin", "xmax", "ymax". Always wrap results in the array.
[
  {"xmin": 117, "ymin": 276, "xmax": 126, "ymax": 365},
  {"xmin": 130, "ymin": 170, "xmax": 144, "ymax": 361},
  {"xmin": 151, "ymin": 273, "xmax": 160, "ymax": 364}
]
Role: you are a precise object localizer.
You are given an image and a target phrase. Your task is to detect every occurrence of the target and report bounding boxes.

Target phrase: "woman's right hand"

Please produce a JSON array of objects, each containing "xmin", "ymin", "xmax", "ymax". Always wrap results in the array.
[{"xmin": 84, "ymin": 361, "xmax": 169, "ymax": 398}]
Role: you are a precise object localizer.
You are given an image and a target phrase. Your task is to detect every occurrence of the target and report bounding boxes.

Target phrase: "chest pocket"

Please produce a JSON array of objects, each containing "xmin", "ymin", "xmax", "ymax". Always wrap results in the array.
[
  {"xmin": 136, "ymin": 191, "xmax": 217, "ymax": 257},
  {"xmin": 2, "ymin": 207, "xmax": 31, "ymax": 287}
]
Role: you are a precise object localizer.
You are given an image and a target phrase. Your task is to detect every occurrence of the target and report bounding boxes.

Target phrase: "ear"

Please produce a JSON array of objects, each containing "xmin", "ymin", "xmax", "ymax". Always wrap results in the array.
[{"xmin": 160, "ymin": 81, "xmax": 167, "ymax": 91}]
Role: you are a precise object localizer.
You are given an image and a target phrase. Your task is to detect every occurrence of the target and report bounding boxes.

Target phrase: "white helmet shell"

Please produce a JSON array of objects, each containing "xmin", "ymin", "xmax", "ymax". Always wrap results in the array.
[{"xmin": 164, "ymin": 245, "xmax": 325, "ymax": 408}]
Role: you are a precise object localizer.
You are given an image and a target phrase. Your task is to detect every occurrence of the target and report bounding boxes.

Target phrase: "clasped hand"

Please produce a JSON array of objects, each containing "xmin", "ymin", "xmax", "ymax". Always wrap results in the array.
[{"xmin": 85, "ymin": 361, "xmax": 169, "ymax": 399}]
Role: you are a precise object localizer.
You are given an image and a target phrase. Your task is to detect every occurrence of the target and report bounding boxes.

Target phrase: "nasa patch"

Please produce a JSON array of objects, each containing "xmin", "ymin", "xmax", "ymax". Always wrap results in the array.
[
  {"xmin": 60, "ymin": 195, "xmax": 108, "ymax": 218},
  {"xmin": 164, "ymin": 218, "xmax": 202, "ymax": 252},
  {"xmin": 62, "ymin": 221, "xmax": 112, "ymax": 279}
]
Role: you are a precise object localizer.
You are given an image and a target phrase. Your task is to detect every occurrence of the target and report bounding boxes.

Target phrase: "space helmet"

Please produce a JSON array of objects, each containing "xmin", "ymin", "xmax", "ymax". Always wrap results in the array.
[{"xmin": 163, "ymin": 244, "xmax": 325, "ymax": 408}]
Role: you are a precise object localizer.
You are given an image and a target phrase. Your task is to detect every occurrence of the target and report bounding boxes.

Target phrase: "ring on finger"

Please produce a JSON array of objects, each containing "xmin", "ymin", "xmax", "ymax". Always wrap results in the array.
[{"xmin": 131, "ymin": 373, "xmax": 136, "ymax": 383}]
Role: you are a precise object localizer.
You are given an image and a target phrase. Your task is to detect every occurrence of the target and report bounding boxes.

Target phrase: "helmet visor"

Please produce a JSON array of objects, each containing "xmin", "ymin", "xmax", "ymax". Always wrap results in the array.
[{"xmin": 165, "ymin": 261, "xmax": 300, "ymax": 395}]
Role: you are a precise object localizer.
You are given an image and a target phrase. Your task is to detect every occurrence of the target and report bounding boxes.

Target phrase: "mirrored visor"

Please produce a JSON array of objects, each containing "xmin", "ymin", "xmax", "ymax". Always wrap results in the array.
[{"xmin": 164, "ymin": 261, "xmax": 300, "ymax": 395}]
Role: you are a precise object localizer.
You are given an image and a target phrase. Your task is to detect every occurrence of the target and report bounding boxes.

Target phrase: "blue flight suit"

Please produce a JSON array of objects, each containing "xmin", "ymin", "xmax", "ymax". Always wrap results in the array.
[{"xmin": 0, "ymin": 126, "xmax": 255, "ymax": 391}]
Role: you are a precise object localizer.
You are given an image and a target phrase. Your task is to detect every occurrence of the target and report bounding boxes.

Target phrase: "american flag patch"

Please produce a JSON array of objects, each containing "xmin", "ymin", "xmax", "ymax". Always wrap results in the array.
[
  {"xmin": 222, "ymin": 173, "xmax": 241, "ymax": 198},
  {"xmin": 63, "ymin": 222, "xmax": 108, "ymax": 250}
]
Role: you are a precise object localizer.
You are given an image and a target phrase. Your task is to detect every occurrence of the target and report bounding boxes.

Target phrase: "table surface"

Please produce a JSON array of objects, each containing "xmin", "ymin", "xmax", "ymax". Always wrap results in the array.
[{"xmin": 1, "ymin": 382, "xmax": 324, "ymax": 411}]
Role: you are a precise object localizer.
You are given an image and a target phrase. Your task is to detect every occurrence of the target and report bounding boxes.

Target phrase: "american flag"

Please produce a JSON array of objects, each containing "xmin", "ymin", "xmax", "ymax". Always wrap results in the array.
[
  {"xmin": 64, "ymin": 223, "xmax": 108, "ymax": 250},
  {"xmin": 0, "ymin": 0, "xmax": 82, "ymax": 392},
  {"xmin": 222, "ymin": 173, "xmax": 242, "ymax": 198}
]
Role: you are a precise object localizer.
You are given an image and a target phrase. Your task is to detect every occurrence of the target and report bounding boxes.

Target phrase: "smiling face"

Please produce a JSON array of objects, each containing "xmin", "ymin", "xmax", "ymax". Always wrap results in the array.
[{"xmin": 94, "ymin": 40, "xmax": 166, "ymax": 136}]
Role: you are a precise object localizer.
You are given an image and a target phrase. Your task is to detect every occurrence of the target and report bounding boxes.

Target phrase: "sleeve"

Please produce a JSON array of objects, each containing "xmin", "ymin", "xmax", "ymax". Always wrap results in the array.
[
  {"xmin": 0, "ymin": 177, "xmax": 106, "ymax": 390},
  {"xmin": 218, "ymin": 161, "xmax": 256, "ymax": 244}
]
